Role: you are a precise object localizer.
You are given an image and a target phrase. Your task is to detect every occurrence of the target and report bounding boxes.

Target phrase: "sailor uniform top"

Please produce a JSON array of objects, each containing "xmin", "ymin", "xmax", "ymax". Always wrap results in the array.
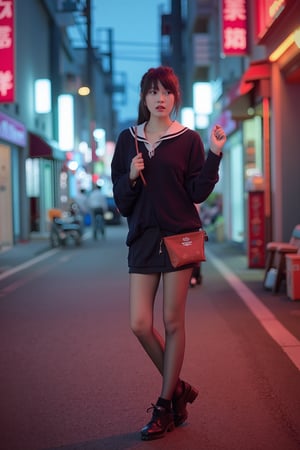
[{"xmin": 111, "ymin": 121, "xmax": 222, "ymax": 247}]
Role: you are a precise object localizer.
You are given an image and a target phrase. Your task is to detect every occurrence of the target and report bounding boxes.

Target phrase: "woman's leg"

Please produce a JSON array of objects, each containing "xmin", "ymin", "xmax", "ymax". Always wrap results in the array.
[
  {"xmin": 161, "ymin": 268, "xmax": 192, "ymax": 400},
  {"xmin": 133, "ymin": 269, "xmax": 194, "ymax": 440},
  {"xmin": 129, "ymin": 273, "xmax": 165, "ymax": 373}
]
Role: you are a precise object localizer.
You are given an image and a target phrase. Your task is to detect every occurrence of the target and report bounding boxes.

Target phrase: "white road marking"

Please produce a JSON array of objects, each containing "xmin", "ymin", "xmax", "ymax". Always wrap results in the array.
[
  {"xmin": 207, "ymin": 248, "xmax": 300, "ymax": 372},
  {"xmin": 0, "ymin": 248, "xmax": 59, "ymax": 281},
  {"xmin": 0, "ymin": 233, "xmax": 91, "ymax": 282}
]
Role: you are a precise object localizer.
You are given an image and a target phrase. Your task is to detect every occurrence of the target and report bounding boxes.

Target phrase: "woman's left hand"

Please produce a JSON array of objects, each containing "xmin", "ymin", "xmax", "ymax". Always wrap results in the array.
[{"xmin": 210, "ymin": 125, "xmax": 226, "ymax": 155}]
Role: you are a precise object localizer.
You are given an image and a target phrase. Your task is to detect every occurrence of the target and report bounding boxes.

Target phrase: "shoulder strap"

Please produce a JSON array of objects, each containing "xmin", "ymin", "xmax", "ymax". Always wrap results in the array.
[{"xmin": 134, "ymin": 126, "xmax": 147, "ymax": 186}]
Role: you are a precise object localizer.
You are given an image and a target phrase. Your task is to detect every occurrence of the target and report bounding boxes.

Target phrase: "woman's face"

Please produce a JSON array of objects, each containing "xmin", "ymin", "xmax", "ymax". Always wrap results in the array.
[{"xmin": 145, "ymin": 81, "xmax": 175, "ymax": 119}]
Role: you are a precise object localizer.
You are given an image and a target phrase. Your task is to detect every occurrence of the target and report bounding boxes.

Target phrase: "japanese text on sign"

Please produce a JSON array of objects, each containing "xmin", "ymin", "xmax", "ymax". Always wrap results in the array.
[
  {"xmin": 222, "ymin": 0, "xmax": 248, "ymax": 56},
  {"xmin": 0, "ymin": 0, "xmax": 14, "ymax": 103}
]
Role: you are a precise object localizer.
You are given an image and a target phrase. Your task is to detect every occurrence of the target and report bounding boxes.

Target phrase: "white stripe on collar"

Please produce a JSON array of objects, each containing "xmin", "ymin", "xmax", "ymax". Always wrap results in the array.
[
  {"xmin": 130, "ymin": 121, "xmax": 189, "ymax": 143},
  {"xmin": 129, "ymin": 122, "xmax": 190, "ymax": 158}
]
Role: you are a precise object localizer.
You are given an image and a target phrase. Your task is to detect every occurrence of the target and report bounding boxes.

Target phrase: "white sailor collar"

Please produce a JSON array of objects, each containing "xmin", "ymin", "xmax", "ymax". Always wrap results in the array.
[{"xmin": 129, "ymin": 121, "xmax": 189, "ymax": 144}]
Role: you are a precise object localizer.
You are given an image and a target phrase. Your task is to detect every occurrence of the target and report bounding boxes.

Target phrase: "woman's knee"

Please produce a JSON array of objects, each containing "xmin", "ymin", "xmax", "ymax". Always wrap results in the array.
[
  {"xmin": 130, "ymin": 318, "xmax": 152, "ymax": 339},
  {"xmin": 164, "ymin": 315, "xmax": 184, "ymax": 336}
]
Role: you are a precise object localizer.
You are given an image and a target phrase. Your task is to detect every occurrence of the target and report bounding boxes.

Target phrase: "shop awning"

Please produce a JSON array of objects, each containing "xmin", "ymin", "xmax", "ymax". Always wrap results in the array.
[
  {"xmin": 239, "ymin": 60, "xmax": 271, "ymax": 95},
  {"xmin": 28, "ymin": 132, "xmax": 66, "ymax": 161},
  {"xmin": 223, "ymin": 81, "xmax": 252, "ymax": 120},
  {"xmin": 224, "ymin": 60, "xmax": 271, "ymax": 119}
]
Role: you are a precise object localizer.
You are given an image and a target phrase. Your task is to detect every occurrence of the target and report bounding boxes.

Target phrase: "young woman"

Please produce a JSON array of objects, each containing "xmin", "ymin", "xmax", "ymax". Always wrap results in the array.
[{"xmin": 111, "ymin": 66, "xmax": 226, "ymax": 440}]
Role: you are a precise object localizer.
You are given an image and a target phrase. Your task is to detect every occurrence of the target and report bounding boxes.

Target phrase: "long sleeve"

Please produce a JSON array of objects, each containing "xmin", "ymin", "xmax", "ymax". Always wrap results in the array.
[
  {"xmin": 111, "ymin": 129, "xmax": 142, "ymax": 217},
  {"xmin": 111, "ymin": 126, "xmax": 222, "ymax": 246}
]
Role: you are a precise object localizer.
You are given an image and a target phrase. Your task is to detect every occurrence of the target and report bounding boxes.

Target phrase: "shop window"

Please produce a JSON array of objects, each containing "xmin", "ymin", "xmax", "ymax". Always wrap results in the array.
[{"xmin": 26, "ymin": 158, "xmax": 39, "ymax": 197}]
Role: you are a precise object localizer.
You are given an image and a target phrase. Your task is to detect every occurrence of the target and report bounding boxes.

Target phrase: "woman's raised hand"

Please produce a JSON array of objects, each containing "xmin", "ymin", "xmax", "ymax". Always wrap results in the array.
[{"xmin": 210, "ymin": 125, "xmax": 226, "ymax": 155}]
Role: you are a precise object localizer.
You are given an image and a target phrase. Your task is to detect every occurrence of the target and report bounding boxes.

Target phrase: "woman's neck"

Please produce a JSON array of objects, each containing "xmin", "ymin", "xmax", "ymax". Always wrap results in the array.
[
  {"xmin": 146, "ymin": 117, "xmax": 173, "ymax": 134},
  {"xmin": 144, "ymin": 118, "xmax": 173, "ymax": 144}
]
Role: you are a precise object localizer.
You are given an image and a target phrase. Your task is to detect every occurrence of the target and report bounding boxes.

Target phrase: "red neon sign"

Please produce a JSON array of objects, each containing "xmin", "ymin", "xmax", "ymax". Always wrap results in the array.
[
  {"xmin": 255, "ymin": 0, "xmax": 286, "ymax": 41},
  {"xmin": 0, "ymin": 0, "xmax": 14, "ymax": 103},
  {"xmin": 222, "ymin": 0, "xmax": 248, "ymax": 56}
]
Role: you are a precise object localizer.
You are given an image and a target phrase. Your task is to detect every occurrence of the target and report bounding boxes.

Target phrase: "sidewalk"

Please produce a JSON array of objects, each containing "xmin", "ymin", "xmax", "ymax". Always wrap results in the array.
[
  {"xmin": 207, "ymin": 240, "xmax": 300, "ymax": 347},
  {"xmin": 0, "ymin": 235, "xmax": 51, "ymax": 275}
]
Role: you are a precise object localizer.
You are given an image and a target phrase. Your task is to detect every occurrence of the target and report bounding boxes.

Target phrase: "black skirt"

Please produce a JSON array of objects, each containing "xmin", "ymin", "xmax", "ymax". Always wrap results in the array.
[{"xmin": 128, "ymin": 227, "xmax": 195, "ymax": 274}]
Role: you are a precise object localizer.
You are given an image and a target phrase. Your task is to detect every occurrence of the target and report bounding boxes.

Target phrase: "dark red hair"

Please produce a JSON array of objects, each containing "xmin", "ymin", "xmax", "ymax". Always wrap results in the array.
[{"xmin": 137, "ymin": 66, "xmax": 181, "ymax": 124}]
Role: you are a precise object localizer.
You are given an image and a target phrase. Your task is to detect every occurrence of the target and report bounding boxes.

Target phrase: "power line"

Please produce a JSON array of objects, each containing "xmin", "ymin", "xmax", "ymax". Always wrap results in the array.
[
  {"xmin": 108, "ymin": 41, "xmax": 160, "ymax": 48},
  {"xmin": 114, "ymin": 55, "xmax": 159, "ymax": 62}
]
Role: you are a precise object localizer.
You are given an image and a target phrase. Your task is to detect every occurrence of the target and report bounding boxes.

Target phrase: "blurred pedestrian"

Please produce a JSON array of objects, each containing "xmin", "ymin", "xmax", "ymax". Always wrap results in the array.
[
  {"xmin": 75, "ymin": 188, "xmax": 90, "ymax": 227},
  {"xmin": 87, "ymin": 183, "xmax": 108, "ymax": 239},
  {"xmin": 75, "ymin": 188, "xmax": 88, "ymax": 215},
  {"xmin": 111, "ymin": 66, "xmax": 226, "ymax": 440}
]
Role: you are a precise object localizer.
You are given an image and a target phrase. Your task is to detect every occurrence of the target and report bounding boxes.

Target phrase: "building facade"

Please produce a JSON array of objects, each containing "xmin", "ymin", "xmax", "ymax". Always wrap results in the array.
[
  {"xmin": 163, "ymin": 0, "xmax": 300, "ymax": 266},
  {"xmin": 0, "ymin": 0, "xmax": 115, "ymax": 248}
]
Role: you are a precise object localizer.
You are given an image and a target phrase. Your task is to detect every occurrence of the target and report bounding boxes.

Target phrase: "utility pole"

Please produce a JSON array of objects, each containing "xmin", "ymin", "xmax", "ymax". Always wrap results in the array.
[
  {"xmin": 85, "ymin": 0, "xmax": 97, "ymax": 166},
  {"xmin": 107, "ymin": 28, "xmax": 115, "ymax": 140},
  {"xmin": 171, "ymin": 0, "xmax": 184, "ymax": 96},
  {"xmin": 86, "ymin": 0, "xmax": 94, "ymax": 120}
]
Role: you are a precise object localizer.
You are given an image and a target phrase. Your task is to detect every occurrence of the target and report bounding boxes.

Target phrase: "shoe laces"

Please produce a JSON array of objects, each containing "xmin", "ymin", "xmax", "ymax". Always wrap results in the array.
[
  {"xmin": 146, "ymin": 403, "xmax": 159, "ymax": 414},
  {"xmin": 146, "ymin": 403, "xmax": 169, "ymax": 420}
]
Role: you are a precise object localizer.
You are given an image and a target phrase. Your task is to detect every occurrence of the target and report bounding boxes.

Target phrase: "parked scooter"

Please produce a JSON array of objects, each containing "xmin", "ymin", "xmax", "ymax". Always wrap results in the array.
[{"xmin": 49, "ymin": 203, "xmax": 83, "ymax": 248}]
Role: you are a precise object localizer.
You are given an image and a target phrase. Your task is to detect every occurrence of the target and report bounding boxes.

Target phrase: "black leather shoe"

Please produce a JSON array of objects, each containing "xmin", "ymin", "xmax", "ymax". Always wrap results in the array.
[
  {"xmin": 172, "ymin": 381, "xmax": 199, "ymax": 427},
  {"xmin": 141, "ymin": 404, "xmax": 175, "ymax": 440}
]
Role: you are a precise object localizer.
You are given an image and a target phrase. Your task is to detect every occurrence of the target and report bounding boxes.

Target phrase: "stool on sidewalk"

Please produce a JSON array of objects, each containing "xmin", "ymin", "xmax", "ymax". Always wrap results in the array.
[
  {"xmin": 286, "ymin": 254, "xmax": 300, "ymax": 300},
  {"xmin": 263, "ymin": 224, "xmax": 300, "ymax": 293}
]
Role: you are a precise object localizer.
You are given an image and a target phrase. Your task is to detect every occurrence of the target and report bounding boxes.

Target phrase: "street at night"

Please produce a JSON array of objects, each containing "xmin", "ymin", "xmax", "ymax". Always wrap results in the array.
[
  {"xmin": 1, "ymin": 2, "xmax": 300, "ymax": 448},
  {"xmin": 1, "ymin": 225, "xmax": 300, "ymax": 450}
]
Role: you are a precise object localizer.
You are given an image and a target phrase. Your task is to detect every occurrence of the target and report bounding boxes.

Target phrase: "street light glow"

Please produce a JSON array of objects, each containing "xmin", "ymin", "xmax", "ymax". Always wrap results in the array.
[
  {"xmin": 58, "ymin": 94, "xmax": 74, "ymax": 151},
  {"xmin": 78, "ymin": 86, "xmax": 90, "ymax": 96},
  {"xmin": 34, "ymin": 79, "xmax": 51, "ymax": 113}
]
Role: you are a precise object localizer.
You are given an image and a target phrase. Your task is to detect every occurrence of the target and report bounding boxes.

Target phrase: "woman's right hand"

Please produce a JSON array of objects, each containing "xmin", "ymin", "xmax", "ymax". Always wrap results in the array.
[{"xmin": 130, "ymin": 153, "xmax": 144, "ymax": 182}]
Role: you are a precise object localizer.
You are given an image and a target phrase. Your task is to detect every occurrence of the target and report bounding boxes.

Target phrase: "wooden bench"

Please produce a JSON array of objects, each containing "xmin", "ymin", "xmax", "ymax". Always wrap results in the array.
[{"xmin": 263, "ymin": 224, "xmax": 300, "ymax": 293}]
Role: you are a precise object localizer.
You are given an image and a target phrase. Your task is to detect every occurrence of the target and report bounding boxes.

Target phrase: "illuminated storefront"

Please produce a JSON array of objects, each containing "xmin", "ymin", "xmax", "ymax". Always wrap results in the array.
[
  {"xmin": 220, "ymin": 0, "xmax": 300, "ymax": 257},
  {"xmin": 254, "ymin": 0, "xmax": 300, "ymax": 241},
  {"xmin": 0, "ymin": 112, "xmax": 27, "ymax": 246}
]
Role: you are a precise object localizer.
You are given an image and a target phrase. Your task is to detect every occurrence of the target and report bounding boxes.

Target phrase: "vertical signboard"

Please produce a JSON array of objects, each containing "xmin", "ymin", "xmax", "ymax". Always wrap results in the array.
[
  {"xmin": 0, "ymin": 0, "xmax": 14, "ymax": 103},
  {"xmin": 222, "ymin": 0, "xmax": 248, "ymax": 56},
  {"xmin": 248, "ymin": 191, "xmax": 265, "ymax": 268}
]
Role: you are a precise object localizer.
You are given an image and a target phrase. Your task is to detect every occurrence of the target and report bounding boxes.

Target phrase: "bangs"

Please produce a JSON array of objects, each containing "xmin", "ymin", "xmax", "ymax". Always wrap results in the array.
[
  {"xmin": 143, "ymin": 67, "xmax": 178, "ymax": 94},
  {"xmin": 138, "ymin": 66, "xmax": 181, "ymax": 122}
]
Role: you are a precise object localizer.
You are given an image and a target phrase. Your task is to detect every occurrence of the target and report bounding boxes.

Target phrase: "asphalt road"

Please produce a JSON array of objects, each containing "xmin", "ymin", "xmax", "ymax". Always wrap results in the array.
[{"xmin": 0, "ymin": 224, "xmax": 300, "ymax": 450}]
